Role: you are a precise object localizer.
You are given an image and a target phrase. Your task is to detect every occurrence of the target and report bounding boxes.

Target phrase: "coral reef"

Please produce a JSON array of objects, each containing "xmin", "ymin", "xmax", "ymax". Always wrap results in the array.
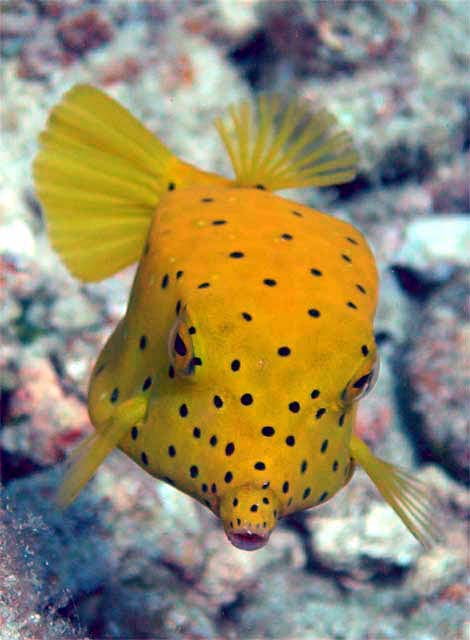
[{"xmin": 1, "ymin": 0, "xmax": 467, "ymax": 638}]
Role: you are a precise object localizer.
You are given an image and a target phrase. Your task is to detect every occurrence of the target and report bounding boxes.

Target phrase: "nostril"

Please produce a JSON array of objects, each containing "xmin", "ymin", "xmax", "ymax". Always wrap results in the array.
[{"xmin": 227, "ymin": 529, "xmax": 269, "ymax": 551}]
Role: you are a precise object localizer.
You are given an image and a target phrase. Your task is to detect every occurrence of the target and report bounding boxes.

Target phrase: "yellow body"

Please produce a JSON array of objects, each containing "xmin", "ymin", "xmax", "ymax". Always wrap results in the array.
[{"xmin": 34, "ymin": 85, "xmax": 439, "ymax": 550}]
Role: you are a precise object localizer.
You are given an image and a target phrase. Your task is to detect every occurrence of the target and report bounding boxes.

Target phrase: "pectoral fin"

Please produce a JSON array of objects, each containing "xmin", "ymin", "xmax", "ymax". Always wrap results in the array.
[
  {"xmin": 56, "ymin": 395, "xmax": 148, "ymax": 508},
  {"xmin": 349, "ymin": 434, "xmax": 441, "ymax": 548}
]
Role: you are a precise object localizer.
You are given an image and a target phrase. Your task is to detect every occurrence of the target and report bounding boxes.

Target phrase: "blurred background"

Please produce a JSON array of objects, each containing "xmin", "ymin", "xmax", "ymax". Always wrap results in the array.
[{"xmin": 1, "ymin": 1, "xmax": 468, "ymax": 638}]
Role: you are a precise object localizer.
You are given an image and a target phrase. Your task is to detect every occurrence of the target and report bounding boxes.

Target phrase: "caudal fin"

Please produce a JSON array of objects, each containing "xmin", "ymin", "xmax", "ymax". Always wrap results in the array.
[
  {"xmin": 350, "ymin": 435, "xmax": 441, "ymax": 548},
  {"xmin": 34, "ymin": 84, "xmax": 226, "ymax": 282},
  {"xmin": 214, "ymin": 94, "xmax": 359, "ymax": 191}
]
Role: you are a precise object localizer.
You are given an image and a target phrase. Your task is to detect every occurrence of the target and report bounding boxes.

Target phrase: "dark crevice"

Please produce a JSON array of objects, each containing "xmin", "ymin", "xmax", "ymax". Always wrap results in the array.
[
  {"xmin": 1, "ymin": 449, "xmax": 45, "ymax": 483},
  {"xmin": 389, "ymin": 265, "xmax": 443, "ymax": 302},
  {"xmin": 393, "ymin": 345, "xmax": 469, "ymax": 485}
]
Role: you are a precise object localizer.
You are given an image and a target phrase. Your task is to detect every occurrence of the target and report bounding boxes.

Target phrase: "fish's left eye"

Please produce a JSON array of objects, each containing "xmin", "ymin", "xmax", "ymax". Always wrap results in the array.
[
  {"xmin": 342, "ymin": 352, "xmax": 380, "ymax": 405},
  {"xmin": 168, "ymin": 313, "xmax": 199, "ymax": 377}
]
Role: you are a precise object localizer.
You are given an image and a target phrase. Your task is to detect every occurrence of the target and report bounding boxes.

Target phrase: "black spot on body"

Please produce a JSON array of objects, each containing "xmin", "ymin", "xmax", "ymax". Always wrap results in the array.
[
  {"xmin": 198, "ymin": 282, "xmax": 210, "ymax": 289},
  {"xmin": 241, "ymin": 393, "xmax": 253, "ymax": 406},
  {"xmin": 231, "ymin": 359, "xmax": 240, "ymax": 372},
  {"xmin": 278, "ymin": 346, "xmax": 291, "ymax": 357},
  {"xmin": 301, "ymin": 460, "xmax": 307, "ymax": 474},
  {"xmin": 139, "ymin": 335, "xmax": 147, "ymax": 350},
  {"xmin": 213, "ymin": 395, "xmax": 223, "ymax": 409},
  {"xmin": 229, "ymin": 251, "xmax": 244, "ymax": 258},
  {"xmin": 225, "ymin": 442, "xmax": 235, "ymax": 456},
  {"xmin": 341, "ymin": 254, "xmax": 352, "ymax": 263},
  {"xmin": 281, "ymin": 233, "xmax": 293, "ymax": 240},
  {"xmin": 319, "ymin": 491, "xmax": 328, "ymax": 502},
  {"xmin": 168, "ymin": 365, "xmax": 175, "ymax": 379},
  {"xmin": 262, "ymin": 481, "xmax": 270, "ymax": 489},
  {"xmin": 332, "ymin": 460, "xmax": 339, "ymax": 472},
  {"xmin": 131, "ymin": 426, "xmax": 138, "ymax": 440},
  {"xmin": 176, "ymin": 300, "xmax": 181, "ymax": 315},
  {"xmin": 285, "ymin": 435, "xmax": 295, "ymax": 447},
  {"xmin": 191, "ymin": 356, "xmax": 202, "ymax": 367},
  {"xmin": 193, "ymin": 427, "xmax": 201, "ymax": 438},
  {"xmin": 179, "ymin": 404, "xmax": 188, "ymax": 418},
  {"xmin": 188, "ymin": 326, "xmax": 196, "ymax": 335},
  {"xmin": 361, "ymin": 344, "xmax": 369, "ymax": 357},
  {"xmin": 316, "ymin": 408, "xmax": 326, "ymax": 419},
  {"xmin": 356, "ymin": 284, "xmax": 367, "ymax": 294},
  {"xmin": 308, "ymin": 308, "xmax": 321, "ymax": 318},
  {"xmin": 141, "ymin": 452, "xmax": 148, "ymax": 465},
  {"xmin": 310, "ymin": 268, "xmax": 322, "ymax": 277},
  {"xmin": 168, "ymin": 445, "xmax": 176, "ymax": 457},
  {"xmin": 168, "ymin": 182, "xmax": 175, "ymax": 191},
  {"xmin": 289, "ymin": 401, "xmax": 300, "ymax": 413},
  {"xmin": 292, "ymin": 210, "xmax": 303, "ymax": 217},
  {"xmin": 241, "ymin": 312, "xmax": 252, "ymax": 322},
  {"xmin": 202, "ymin": 197, "xmax": 214, "ymax": 203},
  {"xmin": 212, "ymin": 219, "xmax": 227, "ymax": 225},
  {"xmin": 347, "ymin": 236, "xmax": 359, "ymax": 245},
  {"xmin": 282, "ymin": 481, "xmax": 289, "ymax": 494},
  {"xmin": 210, "ymin": 435, "xmax": 218, "ymax": 446},
  {"xmin": 261, "ymin": 426, "xmax": 275, "ymax": 437},
  {"xmin": 321, "ymin": 439, "xmax": 328, "ymax": 453},
  {"xmin": 202, "ymin": 483, "xmax": 208, "ymax": 493},
  {"xmin": 224, "ymin": 471, "xmax": 233, "ymax": 483},
  {"xmin": 211, "ymin": 483, "xmax": 217, "ymax": 493},
  {"xmin": 311, "ymin": 389, "xmax": 320, "ymax": 399},
  {"xmin": 339, "ymin": 413, "xmax": 345, "ymax": 427},
  {"xmin": 262, "ymin": 497, "xmax": 269, "ymax": 504},
  {"xmin": 176, "ymin": 270, "xmax": 184, "ymax": 279},
  {"xmin": 190, "ymin": 465, "xmax": 198, "ymax": 478},
  {"xmin": 347, "ymin": 301, "xmax": 358, "ymax": 309},
  {"xmin": 110, "ymin": 387, "xmax": 119, "ymax": 403},
  {"xmin": 255, "ymin": 184, "xmax": 266, "ymax": 190},
  {"xmin": 303, "ymin": 487, "xmax": 311, "ymax": 499},
  {"xmin": 263, "ymin": 278, "xmax": 277, "ymax": 287},
  {"xmin": 254, "ymin": 461, "xmax": 265, "ymax": 470},
  {"xmin": 161, "ymin": 273, "xmax": 169, "ymax": 289}
]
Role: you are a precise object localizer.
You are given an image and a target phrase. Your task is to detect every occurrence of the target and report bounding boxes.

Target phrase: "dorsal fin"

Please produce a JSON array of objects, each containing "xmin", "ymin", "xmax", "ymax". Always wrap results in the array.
[{"xmin": 214, "ymin": 95, "xmax": 359, "ymax": 191}]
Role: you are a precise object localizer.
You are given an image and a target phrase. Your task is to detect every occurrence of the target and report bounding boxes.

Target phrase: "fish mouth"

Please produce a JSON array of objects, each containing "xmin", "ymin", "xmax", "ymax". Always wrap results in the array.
[{"xmin": 226, "ymin": 528, "xmax": 270, "ymax": 551}]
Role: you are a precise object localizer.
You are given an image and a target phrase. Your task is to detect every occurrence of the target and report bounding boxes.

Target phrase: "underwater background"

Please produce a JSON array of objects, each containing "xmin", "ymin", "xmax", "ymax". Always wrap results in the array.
[{"xmin": 1, "ymin": 1, "xmax": 468, "ymax": 639}]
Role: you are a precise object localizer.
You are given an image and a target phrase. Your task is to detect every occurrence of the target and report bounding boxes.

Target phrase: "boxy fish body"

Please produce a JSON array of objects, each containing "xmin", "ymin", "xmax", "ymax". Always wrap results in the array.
[{"xmin": 34, "ymin": 86, "xmax": 438, "ymax": 550}]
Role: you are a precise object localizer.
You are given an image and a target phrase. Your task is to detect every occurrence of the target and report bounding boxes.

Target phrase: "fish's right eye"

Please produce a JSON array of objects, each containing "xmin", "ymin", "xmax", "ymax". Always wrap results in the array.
[{"xmin": 342, "ymin": 352, "xmax": 380, "ymax": 405}]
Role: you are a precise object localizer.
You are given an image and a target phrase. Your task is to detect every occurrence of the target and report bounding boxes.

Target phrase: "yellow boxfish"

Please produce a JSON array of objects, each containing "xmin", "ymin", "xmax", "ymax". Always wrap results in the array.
[{"xmin": 33, "ymin": 85, "xmax": 439, "ymax": 551}]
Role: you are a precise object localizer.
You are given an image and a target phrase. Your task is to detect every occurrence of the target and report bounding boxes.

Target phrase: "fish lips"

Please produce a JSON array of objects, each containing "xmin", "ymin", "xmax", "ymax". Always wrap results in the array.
[{"xmin": 226, "ymin": 527, "xmax": 271, "ymax": 551}]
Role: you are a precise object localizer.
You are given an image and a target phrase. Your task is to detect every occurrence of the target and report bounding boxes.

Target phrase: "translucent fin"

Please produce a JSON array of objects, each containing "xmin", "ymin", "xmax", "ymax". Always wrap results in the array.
[
  {"xmin": 349, "ymin": 435, "xmax": 441, "ymax": 548},
  {"xmin": 56, "ymin": 395, "xmax": 148, "ymax": 507},
  {"xmin": 214, "ymin": 94, "xmax": 359, "ymax": 191},
  {"xmin": 33, "ymin": 84, "xmax": 226, "ymax": 282}
]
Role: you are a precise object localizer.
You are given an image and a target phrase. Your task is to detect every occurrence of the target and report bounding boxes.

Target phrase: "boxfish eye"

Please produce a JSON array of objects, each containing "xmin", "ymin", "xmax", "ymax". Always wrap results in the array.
[
  {"xmin": 168, "ymin": 315, "xmax": 198, "ymax": 377},
  {"xmin": 341, "ymin": 352, "xmax": 380, "ymax": 405}
]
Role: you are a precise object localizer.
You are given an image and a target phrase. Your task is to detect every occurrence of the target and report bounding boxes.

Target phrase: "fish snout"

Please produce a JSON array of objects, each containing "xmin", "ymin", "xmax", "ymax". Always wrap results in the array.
[{"xmin": 219, "ymin": 484, "xmax": 280, "ymax": 551}]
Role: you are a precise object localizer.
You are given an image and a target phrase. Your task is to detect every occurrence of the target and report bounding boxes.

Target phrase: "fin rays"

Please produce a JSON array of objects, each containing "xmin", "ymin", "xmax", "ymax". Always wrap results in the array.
[
  {"xmin": 215, "ymin": 95, "xmax": 359, "ymax": 191},
  {"xmin": 57, "ymin": 395, "xmax": 148, "ymax": 507},
  {"xmin": 350, "ymin": 435, "xmax": 441, "ymax": 548}
]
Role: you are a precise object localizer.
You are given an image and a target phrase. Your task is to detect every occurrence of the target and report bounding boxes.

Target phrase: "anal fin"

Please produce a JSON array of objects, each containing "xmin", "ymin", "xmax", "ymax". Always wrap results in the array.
[
  {"xmin": 56, "ymin": 395, "xmax": 148, "ymax": 508},
  {"xmin": 349, "ymin": 434, "xmax": 441, "ymax": 548}
]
